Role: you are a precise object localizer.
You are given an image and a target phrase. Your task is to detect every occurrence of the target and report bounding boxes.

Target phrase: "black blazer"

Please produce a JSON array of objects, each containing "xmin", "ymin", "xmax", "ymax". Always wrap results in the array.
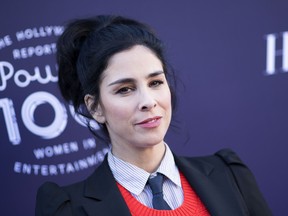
[{"xmin": 35, "ymin": 149, "xmax": 272, "ymax": 216}]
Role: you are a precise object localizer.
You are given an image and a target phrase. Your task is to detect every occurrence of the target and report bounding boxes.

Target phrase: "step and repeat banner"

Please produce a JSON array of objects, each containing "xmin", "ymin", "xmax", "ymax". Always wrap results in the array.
[{"xmin": 1, "ymin": 1, "xmax": 287, "ymax": 215}]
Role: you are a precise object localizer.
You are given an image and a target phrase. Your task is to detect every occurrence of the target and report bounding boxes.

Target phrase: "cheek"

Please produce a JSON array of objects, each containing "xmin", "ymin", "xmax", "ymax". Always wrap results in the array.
[
  {"xmin": 104, "ymin": 101, "xmax": 133, "ymax": 123},
  {"xmin": 161, "ymin": 88, "xmax": 172, "ymax": 109},
  {"xmin": 162, "ymin": 90, "xmax": 173, "ymax": 122}
]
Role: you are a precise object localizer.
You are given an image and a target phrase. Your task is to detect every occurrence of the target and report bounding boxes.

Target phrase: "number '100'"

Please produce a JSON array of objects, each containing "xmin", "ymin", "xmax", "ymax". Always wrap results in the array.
[{"xmin": 0, "ymin": 91, "xmax": 98, "ymax": 145}]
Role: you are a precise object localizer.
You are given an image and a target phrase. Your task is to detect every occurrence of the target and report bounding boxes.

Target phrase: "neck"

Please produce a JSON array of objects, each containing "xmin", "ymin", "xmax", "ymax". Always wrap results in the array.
[{"xmin": 111, "ymin": 142, "xmax": 166, "ymax": 173}]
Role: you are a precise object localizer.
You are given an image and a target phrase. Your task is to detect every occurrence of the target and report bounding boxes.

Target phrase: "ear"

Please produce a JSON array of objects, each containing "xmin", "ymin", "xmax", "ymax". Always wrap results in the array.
[{"xmin": 84, "ymin": 94, "xmax": 106, "ymax": 124}]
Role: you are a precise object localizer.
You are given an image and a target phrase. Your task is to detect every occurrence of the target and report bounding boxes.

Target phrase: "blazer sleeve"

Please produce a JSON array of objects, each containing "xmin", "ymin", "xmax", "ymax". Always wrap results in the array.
[
  {"xmin": 215, "ymin": 149, "xmax": 273, "ymax": 216},
  {"xmin": 35, "ymin": 182, "xmax": 72, "ymax": 216}
]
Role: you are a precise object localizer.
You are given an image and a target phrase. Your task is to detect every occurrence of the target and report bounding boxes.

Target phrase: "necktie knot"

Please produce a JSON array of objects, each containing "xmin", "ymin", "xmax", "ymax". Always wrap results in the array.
[
  {"xmin": 148, "ymin": 173, "xmax": 164, "ymax": 195},
  {"xmin": 147, "ymin": 173, "xmax": 171, "ymax": 210}
]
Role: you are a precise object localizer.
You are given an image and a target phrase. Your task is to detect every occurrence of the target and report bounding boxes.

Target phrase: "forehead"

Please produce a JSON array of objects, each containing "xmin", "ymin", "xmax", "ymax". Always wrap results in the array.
[{"xmin": 101, "ymin": 45, "xmax": 163, "ymax": 82}]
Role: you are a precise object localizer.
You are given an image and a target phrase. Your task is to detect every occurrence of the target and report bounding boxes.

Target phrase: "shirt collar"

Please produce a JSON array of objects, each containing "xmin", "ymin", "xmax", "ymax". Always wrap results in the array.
[
  {"xmin": 155, "ymin": 144, "xmax": 181, "ymax": 187},
  {"xmin": 107, "ymin": 143, "xmax": 181, "ymax": 196}
]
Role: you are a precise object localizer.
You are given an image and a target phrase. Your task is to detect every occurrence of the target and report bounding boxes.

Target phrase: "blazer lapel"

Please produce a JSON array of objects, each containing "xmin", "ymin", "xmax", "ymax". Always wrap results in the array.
[
  {"xmin": 175, "ymin": 155, "xmax": 249, "ymax": 216},
  {"xmin": 78, "ymin": 153, "xmax": 249, "ymax": 215},
  {"xmin": 81, "ymin": 157, "xmax": 131, "ymax": 216}
]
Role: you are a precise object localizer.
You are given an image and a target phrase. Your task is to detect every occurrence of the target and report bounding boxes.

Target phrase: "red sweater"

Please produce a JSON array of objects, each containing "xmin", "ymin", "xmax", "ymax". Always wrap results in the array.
[{"xmin": 117, "ymin": 173, "xmax": 210, "ymax": 216}]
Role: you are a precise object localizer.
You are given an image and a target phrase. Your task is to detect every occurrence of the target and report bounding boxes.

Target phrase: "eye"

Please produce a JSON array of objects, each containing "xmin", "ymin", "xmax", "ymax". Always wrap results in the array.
[
  {"xmin": 149, "ymin": 80, "xmax": 164, "ymax": 87},
  {"xmin": 115, "ymin": 86, "xmax": 134, "ymax": 95}
]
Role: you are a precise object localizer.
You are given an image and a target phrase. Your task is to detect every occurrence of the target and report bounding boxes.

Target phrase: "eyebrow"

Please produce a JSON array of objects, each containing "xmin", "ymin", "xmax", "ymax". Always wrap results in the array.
[{"xmin": 107, "ymin": 71, "xmax": 164, "ymax": 86}]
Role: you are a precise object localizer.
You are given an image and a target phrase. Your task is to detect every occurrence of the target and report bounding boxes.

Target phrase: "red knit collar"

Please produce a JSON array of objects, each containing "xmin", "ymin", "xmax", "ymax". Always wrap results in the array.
[{"xmin": 117, "ymin": 172, "xmax": 210, "ymax": 216}]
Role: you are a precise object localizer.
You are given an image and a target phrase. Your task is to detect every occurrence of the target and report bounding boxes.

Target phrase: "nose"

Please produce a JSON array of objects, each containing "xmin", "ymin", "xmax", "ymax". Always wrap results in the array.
[{"xmin": 138, "ymin": 88, "xmax": 157, "ymax": 111}]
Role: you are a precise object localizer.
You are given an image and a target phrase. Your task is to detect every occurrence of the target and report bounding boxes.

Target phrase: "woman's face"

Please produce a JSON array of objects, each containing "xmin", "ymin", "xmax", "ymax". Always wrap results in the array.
[{"xmin": 91, "ymin": 45, "xmax": 172, "ymax": 156}]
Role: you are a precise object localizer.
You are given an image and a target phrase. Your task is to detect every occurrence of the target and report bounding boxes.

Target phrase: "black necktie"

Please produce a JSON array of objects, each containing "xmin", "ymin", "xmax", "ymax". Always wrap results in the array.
[{"xmin": 147, "ymin": 173, "xmax": 171, "ymax": 210}]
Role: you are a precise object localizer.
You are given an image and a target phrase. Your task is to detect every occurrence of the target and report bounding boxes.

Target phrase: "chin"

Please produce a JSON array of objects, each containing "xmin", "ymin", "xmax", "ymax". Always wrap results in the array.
[{"xmin": 141, "ymin": 137, "xmax": 165, "ymax": 147}]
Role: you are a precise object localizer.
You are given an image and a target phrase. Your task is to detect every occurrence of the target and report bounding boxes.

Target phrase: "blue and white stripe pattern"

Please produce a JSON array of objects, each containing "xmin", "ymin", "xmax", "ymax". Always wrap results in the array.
[{"xmin": 107, "ymin": 144, "xmax": 184, "ymax": 209}]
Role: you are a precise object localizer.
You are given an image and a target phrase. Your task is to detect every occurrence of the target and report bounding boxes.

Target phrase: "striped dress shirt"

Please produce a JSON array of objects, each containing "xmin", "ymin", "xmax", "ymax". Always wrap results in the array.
[{"xmin": 107, "ymin": 144, "xmax": 184, "ymax": 209}]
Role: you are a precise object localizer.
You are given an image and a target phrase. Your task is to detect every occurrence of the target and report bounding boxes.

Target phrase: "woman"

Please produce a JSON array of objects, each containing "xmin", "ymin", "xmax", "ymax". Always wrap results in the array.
[{"xmin": 35, "ymin": 15, "xmax": 272, "ymax": 216}]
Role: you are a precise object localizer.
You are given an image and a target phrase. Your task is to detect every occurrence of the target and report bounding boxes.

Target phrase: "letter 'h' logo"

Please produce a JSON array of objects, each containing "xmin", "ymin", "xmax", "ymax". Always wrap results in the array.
[{"xmin": 265, "ymin": 31, "xmax": 288, "ymax": 75}]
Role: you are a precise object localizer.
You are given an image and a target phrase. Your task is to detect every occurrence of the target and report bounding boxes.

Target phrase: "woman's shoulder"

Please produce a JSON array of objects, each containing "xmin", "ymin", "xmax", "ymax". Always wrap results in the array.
[
  {"xmin": 182, "ymin": 148, "xmax": 247, "ymax": 167},
  {"xmin": 35, "ymin": 181, "xmax": 73, "ymax": 216},
  {"xmin": 178, "ymin": 148, "xmax": 273, "ymax": 215},
  {"xmin": 177, "ymin": 148, "xmax": 245, "ymax": 168},
  {"xmin": 35, "ymin": 169, "xmax": 100, "ymax": 216},
  {"xmin": 35, "ymin": 159, "xmax": 110, "ymax": 216}
]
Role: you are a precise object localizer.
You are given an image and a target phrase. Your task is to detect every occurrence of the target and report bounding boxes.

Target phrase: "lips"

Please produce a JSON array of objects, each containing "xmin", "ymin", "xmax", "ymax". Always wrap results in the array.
[
  {"xmin": 136, "ymin": 116, "xmax": 162, "ymax": 124},
  {"xmin": 135, "ymin": 116, "xmax": 162, "ymax": 128}
]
